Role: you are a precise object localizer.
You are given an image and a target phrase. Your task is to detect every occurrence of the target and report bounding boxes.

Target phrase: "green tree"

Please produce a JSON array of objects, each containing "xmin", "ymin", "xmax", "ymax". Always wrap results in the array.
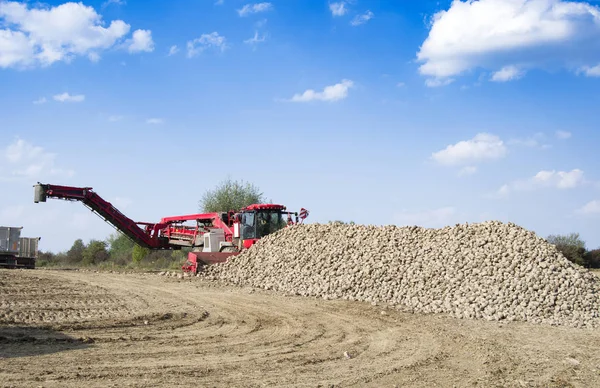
[
  {"xmin": 547, "ymin": 233, "xmax": 587, "ymax": 266},
  {"xmin": 82, "ymin": 240, "xmax": 109, "ymax": 265},
  {"xmin": 199, "ymin": 177, "xmax": 265, "ymax": 212},
  {"xmin": 66, "ymin": 239, "xmax": 86, "ymax": 264},
  {"xmin": 584, "ymin": 249, "xmax": 600, "ymax": 269},
  {"xmin": 106, "ymin": 232, "xmax": 134, "ymax": 262},
  {"xmin": 132, "ymin": 244, "xmax": 150, "ymax": 264}
]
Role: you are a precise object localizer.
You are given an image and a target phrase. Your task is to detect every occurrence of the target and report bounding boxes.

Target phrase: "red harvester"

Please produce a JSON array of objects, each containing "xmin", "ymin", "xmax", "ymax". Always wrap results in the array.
[{"xmin": 33, "ymin": 183, "xmax": 309, "ymax": 274}]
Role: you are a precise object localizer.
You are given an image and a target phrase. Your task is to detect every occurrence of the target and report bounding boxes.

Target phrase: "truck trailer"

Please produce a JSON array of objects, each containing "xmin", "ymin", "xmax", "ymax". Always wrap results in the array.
[{"xmin": 0, "ymin": 226, "xmax": 40, "ymax": 269}]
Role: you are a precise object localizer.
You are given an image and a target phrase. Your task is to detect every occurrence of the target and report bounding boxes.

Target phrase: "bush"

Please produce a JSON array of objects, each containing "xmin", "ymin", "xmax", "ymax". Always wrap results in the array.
[
  {"xmin": 132, "ymin": 244, "xmax": 150, "ymax": 264},
  {"xmin": 107, "ymin": 232, "xmax": 134, "ymax": 262},
  {"xmin": 66, "ymin": 239, "xmax": 86, "ymax": 264},
  {"xmin": 584, "ymin": 249, "xmax": 600, "ymax": 269},
  {"xmin": 547, "ymin": 233, "xmax": 587, "ymax": 266},
  {"xmin": 82, "ymin": 240, "xmax": 109, "ymax": 265}
]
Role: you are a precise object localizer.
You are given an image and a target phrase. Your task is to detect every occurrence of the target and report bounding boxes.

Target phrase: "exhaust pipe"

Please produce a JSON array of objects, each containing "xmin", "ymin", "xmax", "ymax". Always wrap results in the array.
[{"xmin": 33, "ymin": 183, "xmax": 47, "ymax": 203}]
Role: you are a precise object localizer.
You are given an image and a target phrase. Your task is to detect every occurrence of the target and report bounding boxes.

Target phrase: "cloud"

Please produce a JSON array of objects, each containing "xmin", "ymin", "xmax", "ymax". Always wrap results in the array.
[
  {"xmin": 88, "ymin": 52, "xmax": 100, "ymax": 62},
  {"xmin": 491, "ymin": 65, "xmax": 524, "ymax": 82},
  {"xmin": 1, "ymin": 138, "xmax": 74, "ymax": 180},
  {"xmin": 32, "ymin": 97, "xmax": 46, "ymax": 104},
  {"xmin": 168, "ymin": 45, "xmax": 179, "ymax": 56},
  {"xmin": 244, "ymin": 31, "xmax": 267, "ymax": 48},
  {"xmin": 416, "ymin": 0, "xmax": 600, "ymax": 84},
  {"xmin": 395, "ymin": 207, "xmax": 459, "ymax": 228},
  {"xmin": 289, "ymin": 79, "xmax": 354, "ymax": 102},
  {"xmin": 102, "ymin": 0, "xmax": 125, "ymax": 8},
  {"xmin": 576, "ymin": 200, "xmax": 600, "ymax": 215},
  {"xmin": 350, "ymin": 10, "xmax": 373, "ymax": 26},
  {"xmin": 0, "ymin": 1, "xmax": 151, "ymax": 69},
  {"xmin": 425, "ymin": 77, "xmax": 454, "ymax": 87},
  {"xmin": 254, "ymin": 18, "xmax": 268, "ymax": 28},
  {"xmin": 127, "ymin": 29, "xmax": 154, "ymax": 53},
  {"xmin": 396, "ymin": 82, "xmax": 405, "ymax": 87},
  {"xmin": 215, "ymin": 0, "xmax": 224, "ymax": 5},
  {"xmin": 237, "ymin": 2, "xmax": 273, "ymax": 17},
  {"xmin": 533, "ymin": 169, "xmax": 585, "ymax": 189},
  {"xmin": 146, "ymin": 118, "xmax": 164, "ymax": 124},
  {"xmin": 579, "ymin": 63, "xmax": 600, "ymax": 77},
  {"xmin": 108, "ymin": 115, "xmax": 123, "ymax": 122},
  {"xmin": 329, "ymin": 2, "xmax": 348, "ymax": 16},
  {"xmin": 187, "ymin": 32, "xmax": 227, "ymax": 57},
  {"xmin": 458, "ymin": 166, "xmax": 478, "ymax": 176},
  {"xmin": 507, "ymin": 132, "xmax": 551, "ymax": 149},
  {"xmin": 495, "ymin": 168, "xmax": 585, "ymax": 197},
  {"xmin": 53, "ymin": 92, "xmax": 85, "ymax": 102},
  {"xmin": 556, "ymin": 130, "xmax": 572, "ymax": 139},
  {"xmin": 431, "ymin": 133, "xmax": 507, "ymax": 166}
]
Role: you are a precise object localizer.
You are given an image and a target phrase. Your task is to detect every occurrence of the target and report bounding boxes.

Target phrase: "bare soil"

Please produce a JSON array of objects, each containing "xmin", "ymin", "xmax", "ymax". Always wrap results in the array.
[{"xmin": 1, "ymin": 269, "xmax": 600, "ymax": 387}]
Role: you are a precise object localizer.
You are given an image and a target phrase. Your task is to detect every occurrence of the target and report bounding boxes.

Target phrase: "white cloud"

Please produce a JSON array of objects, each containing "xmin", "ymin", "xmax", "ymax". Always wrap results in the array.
[
  {"xmin": 350, "ymin": 10, "xmax": 373, "ymax": 26},
  {"xmin": 146, "ymin": 118, "xmax": 164, "ymax": 124},
  {"xmin": 255, "ymin": 18, "xmax": 267, "ymax": 28},
  {"xmin": 168, "ymin": 45, "xmax": 179, "ymax": 56},
  {"xmin": 577, "ymin": 200, "xmax": 600, "ymax": 215},
  {"xmin": 237, "ymin": 2, "xmax": 273, "ymax": 17},
  {"xmin": 508, "ymin": 132, "xmax": 551, "ymax": 148},
  {"xmin": 108, "ymin": 115, "xmax": 123, "ymax": 122},
  {"xmin": 425, "ymin": 77, "xmax": 455, "ymax": 87},
  {"xmin": 0, "ymin": 1, "xmax": 150, "ymax": 69},
  {"xmin": 215, "ymin": 0, "xmax": 224, "ymax": 5},
  {"xmin": 396, "ymin": 81, "xmax": 405, "ymax": 87},
  {"xmin": 0, "ymin": 29, "xmax": 33, "ymax": 68},
  {"xmin": 32, "ymin": 97, "xmax": 46, "ymax": 104},
  {"xmin": 53, "ymin": 92, "xmax": 85, "ymax": 102},
  {"xmin": 579, "ymin": 64, "xmax": 600, "ymax": 77},
  {"xmin": 416, "ymin": 0, "xmax": 600, "ymax": 84},
  {"xmin": 533, "ymin": 169, "xmax": 584, "ymax": 189},
  {"xmin": 329, "ymin": 2, "xmax": 348, "ymax": 16},
  {"xmin": 102, "ymin": 0, "xmax": 126, "ymax": 8},
  {"xmin": 1, "ymin": 138, "xmax": 74, "ymax": 180},
  {"xmin": 491, "ymin": 65, "xmax": 524, "ymax": 82},
  {"xmin": 88, "ymin": 52, "xmax": 100, "ymax": 62},
  {"xmin": 127, "ymin": 29, "xmax": 154, "ymax": 53},
  {"xmin": 244, "ymin": 31, "xmax": 266, "ymax": 48},
  {"xmin": 496, "ymin": 168, "xmax": 585, "ymax": 197},
  {"xmin": 458, "ymin": 166, "xmax": 478, "ymax": 176},
  {"xmin": 431, "ymin": 133, "xmax": 507, "ymax": 166},
  {"xmin": 289, "ymin": 79, "xmax": 354, "ymax": 102},
  {"xmin": 556, "ymin": 130, "xmax": 572, "ymax": 139},
  {"xmin": 395, "ymin": 207, "xmax": 459, "ymax": 228},
  {"xmin": 187, "ymin": 32, "xmax": 227, "ymax": 58}
]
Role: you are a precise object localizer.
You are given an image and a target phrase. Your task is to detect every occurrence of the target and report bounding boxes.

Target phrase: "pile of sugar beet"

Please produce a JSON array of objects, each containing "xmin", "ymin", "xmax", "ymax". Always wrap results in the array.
[{"xmin": 201, "ymin": 221, "xmax": 600, "ymax": 328}]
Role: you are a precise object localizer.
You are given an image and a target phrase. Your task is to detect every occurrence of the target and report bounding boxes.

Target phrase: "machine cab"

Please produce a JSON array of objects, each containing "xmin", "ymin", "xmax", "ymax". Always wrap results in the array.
[{"xmin": 235, "ymin": 204, "xmax": 293, "ymax": 249}]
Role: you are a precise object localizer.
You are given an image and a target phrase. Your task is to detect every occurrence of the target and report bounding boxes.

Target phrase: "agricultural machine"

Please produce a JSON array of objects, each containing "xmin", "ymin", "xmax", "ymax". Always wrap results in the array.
[{"xmin": 33, "ymin": 183, "xmax": 309, "ymax": 274}]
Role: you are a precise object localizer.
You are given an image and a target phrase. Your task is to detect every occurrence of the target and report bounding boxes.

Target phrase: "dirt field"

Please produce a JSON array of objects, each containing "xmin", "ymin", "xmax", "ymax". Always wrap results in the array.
[{"xmin": 1, "ymin": 269, "xmax": 600, "ymax": 387}]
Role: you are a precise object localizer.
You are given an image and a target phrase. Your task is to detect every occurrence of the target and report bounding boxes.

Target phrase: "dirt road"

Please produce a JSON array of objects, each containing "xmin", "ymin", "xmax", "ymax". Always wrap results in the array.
[{"xmin": 1, "ymin": 269, "xmax": 600, "ymax": 387}]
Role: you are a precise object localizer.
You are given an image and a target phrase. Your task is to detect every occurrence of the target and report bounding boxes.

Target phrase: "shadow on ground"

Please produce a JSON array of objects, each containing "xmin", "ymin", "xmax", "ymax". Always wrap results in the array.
[{"xmin": 0, "ymin": 326, "xmax": 91, "ymax": 359}]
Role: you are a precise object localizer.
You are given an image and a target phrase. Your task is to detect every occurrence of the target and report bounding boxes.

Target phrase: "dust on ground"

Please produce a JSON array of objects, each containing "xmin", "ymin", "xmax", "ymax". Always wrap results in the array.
[{"xmin": 1, "ymin": 268, "xmax": 600, "ymax": 387}]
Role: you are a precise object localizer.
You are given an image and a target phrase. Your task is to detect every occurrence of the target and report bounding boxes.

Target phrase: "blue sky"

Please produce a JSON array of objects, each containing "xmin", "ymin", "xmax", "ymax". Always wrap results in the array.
[{"xmin": 1, "ymin": 0, "xmax": 599, "ymax": 253}]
